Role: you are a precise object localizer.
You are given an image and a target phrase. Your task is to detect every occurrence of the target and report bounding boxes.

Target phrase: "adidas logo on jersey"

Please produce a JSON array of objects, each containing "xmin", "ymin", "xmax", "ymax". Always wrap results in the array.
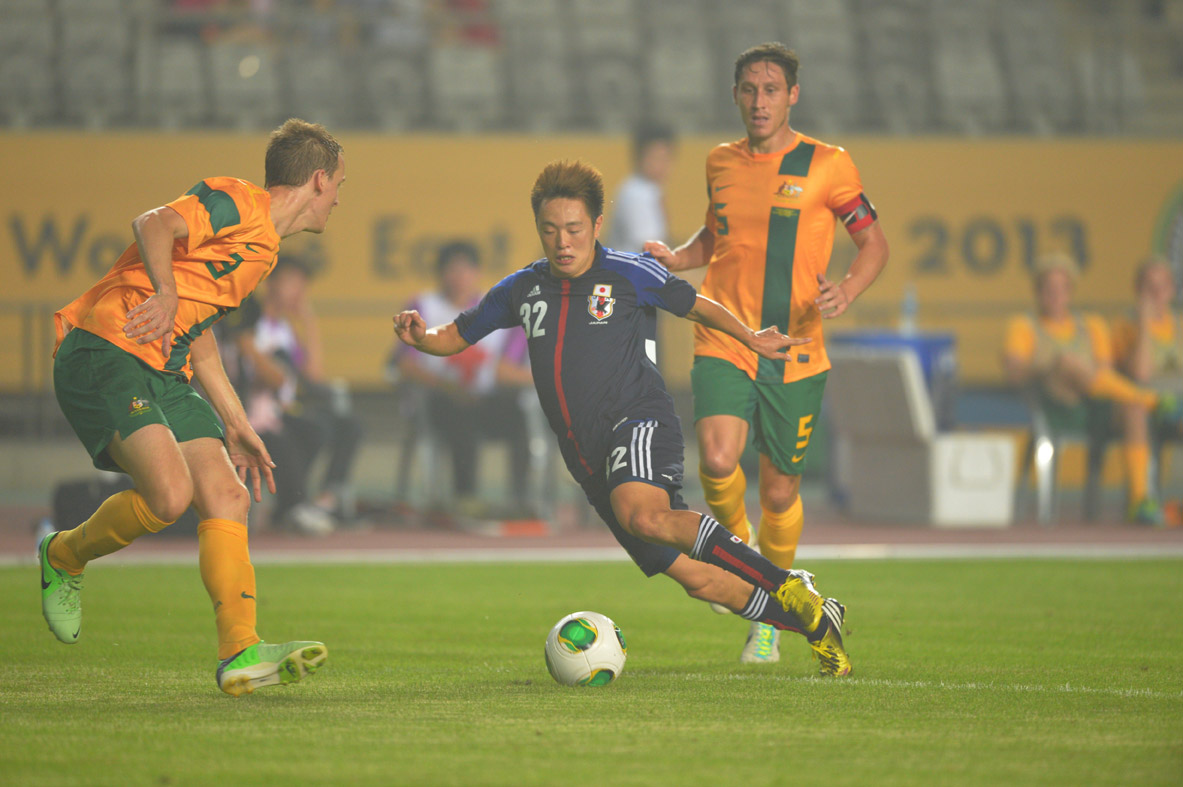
[{"xmin": 527, "ymin": 285, "xmax": 541, "ymax": 298}]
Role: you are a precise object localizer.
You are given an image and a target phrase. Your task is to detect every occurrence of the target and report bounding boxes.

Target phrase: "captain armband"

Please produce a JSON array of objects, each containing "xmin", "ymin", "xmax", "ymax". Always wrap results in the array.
[{"xmin": 835, "ymin": 193, "xmax": 878, "ymax": 234}]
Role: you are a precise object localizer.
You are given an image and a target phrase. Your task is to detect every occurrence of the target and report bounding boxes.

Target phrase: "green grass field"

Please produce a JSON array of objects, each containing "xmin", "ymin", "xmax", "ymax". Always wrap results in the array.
[{"xmin": 3, "ymin": 558, "xmax": 1181, "ymax": 786}]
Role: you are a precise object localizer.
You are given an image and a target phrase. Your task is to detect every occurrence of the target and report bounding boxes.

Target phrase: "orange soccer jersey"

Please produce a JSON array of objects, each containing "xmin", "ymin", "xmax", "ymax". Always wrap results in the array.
[
  {"xmin": 54, "ymin": 177, "xmax": 280, "ymax": 381},
  {"xmin": 697, "ymin": 132, "xmax": 875, "ymax": 384}
]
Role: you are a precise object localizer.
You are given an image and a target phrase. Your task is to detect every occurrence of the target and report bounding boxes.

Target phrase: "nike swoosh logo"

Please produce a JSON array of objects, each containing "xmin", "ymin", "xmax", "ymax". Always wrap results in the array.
[
  {"xmin": 792, "ymin": 454, "xmax": 806, "ymax": 463},
  {"xmin": 72, "ymin": 628, "xmax": 80, "ymax": 639},
  {"xmin": 714, "ymin": 184, "xmax": 734, "ymax": 193},
  {"xmin": 41, "ymin": 573, "xmax": 51, "ymax": 590},
  {"xmin": 241, "ymin": 591, "xmax": 255, "ymax": 600}
]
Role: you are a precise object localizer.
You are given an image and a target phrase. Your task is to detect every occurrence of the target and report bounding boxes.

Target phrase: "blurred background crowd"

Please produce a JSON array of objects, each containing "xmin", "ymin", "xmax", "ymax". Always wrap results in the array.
[{"xmin": 2, "ymin": 0, "xmax": 1183, "ymax": 536}]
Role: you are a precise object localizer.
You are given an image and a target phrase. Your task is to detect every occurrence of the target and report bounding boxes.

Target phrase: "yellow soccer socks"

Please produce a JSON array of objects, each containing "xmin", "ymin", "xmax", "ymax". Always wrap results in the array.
[
  {"xmin": 198, "ymin": 519, "xmax": 261, "ymax": 660},
  {"xmin": 758, "ymin": 497, "xmax": 805, "ymax": 569},
  {"xmin": 49, "ymin": 489, "xmax": 171, "ymax": 575},
  {"xmin": 1125, "ymin": 441, "xmax": 1151, "ymax": 506},
  {"xmin": 699, "ymin": 464, "xmax": 752, "ymax": 543}
]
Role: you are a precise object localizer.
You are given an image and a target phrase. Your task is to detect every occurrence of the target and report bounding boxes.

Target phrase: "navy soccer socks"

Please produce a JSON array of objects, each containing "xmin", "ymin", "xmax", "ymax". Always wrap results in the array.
[{"xmin": 690, "ymin": 514, "xmax": 789, "ymax": 593}]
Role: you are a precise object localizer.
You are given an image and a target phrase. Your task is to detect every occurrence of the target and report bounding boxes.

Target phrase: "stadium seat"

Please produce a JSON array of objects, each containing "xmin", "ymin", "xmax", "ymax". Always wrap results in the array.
[
  {"xmin": 0, "ymin": 9, "xmax": 56, "ymax": 125},
  {"xmin": 208, "ymin": 41, "xmax": 282, "ymax": 131},
  {"xmin": 928, "ymin": 0, "xmax": 1008, "ymax": 134},
  {"xmin": 360, "ymin": 55, "xmax": 426, "ymax": 131},
  {"xmin": 283, "ymin": 44, "xmax": 356, "ymax": 129},
  {"xmin": 428, "ymin": 44, "xmax": 503, "ymax": 131},
  {"xmin": 136, "ymin": 37, "xmax": 210, "ymax": 129},
  {"xmin": 996, "ymin": 0, "xmax": 1081, "ymax": 133},
  {"xmin": 826, "ymin": 346, "xmax": 1015, "ymax": 527},
  {"xmin": 496, "ymin": 1, "xmax": 572, "ymax": 131},
  {"xmin": 781, "ymin": 0, "xmax": 863, "ymax": 133},
  {"xmin": 854, "ymin": 0, "xmax": 935, "ymax": 133}
]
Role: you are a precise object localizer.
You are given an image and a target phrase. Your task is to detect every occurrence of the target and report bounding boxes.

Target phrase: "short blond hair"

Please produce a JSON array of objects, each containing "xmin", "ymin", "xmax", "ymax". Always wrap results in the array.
[
  {"xmin": 265, "ymin": 118, "xmax": 342, "ymax": 188},
  {"xmin": 1032, "ymin": 252, "xmax": 1079, "ymax": 286},
  {"xmin": 530, "ymin": 160, "xmax": 605, "ymax": 219}
]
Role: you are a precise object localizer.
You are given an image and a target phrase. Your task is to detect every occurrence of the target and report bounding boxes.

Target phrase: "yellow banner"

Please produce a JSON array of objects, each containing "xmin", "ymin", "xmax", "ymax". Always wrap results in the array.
[{"xmin": 3, "ymin": 133, "xmax": 1181, "ymax": 390}]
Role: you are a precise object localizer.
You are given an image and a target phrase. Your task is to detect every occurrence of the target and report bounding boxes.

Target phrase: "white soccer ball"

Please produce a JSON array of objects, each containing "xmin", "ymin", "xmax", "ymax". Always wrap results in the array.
[{"xmin": 544, "ymin": 611, "xmax": 627, "ymax": 687}]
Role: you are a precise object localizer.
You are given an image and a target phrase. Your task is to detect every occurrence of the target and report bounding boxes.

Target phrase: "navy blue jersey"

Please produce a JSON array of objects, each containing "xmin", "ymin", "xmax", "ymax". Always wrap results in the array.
[{"xmin": 455, "ymin": 243, "xmax": 698, "ymax": 483}]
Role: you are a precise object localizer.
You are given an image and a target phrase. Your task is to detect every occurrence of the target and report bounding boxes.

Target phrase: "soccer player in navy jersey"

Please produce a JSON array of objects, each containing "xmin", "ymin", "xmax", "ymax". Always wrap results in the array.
[{"xmin": 393, "ymin": 160, "xmax": 850, "ymax": 676}]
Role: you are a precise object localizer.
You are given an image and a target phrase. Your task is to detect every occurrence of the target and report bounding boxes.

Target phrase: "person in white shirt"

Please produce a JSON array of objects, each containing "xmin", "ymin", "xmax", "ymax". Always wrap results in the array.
[{"xmin": 606, "ymin": 125, "xmax": 676, "ymax": 253}]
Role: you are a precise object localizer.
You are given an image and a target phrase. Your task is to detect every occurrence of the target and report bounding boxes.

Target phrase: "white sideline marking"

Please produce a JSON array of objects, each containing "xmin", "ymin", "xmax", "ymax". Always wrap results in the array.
[
  {"xmin": 3, "ymin": 541, "xmax": 1183, "ymax": 567},
  {"xmin": 669, "ymin": 673, "xmax": 1183, "ymax": 700}
]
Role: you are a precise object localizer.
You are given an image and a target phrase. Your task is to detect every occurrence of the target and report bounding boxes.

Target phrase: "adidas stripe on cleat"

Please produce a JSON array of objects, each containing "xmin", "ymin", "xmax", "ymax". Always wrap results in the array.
[
  {"xmin": 807, "ymin": 598, "xmax": 852, "ymax": 677},
  {"xmin": 216, "ymin": 640, "xmax": 328, "ymax": 697}
]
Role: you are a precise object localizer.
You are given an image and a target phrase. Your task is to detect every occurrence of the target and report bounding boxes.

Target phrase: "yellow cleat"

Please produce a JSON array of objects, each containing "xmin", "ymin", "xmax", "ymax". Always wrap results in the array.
[
  {"xmin": 773, "ymin": 569, "xmax": 823, "ymax": 633},
  {"xmin": 808, "ymin": 599, "xmax": 852, "ymax": 677}
]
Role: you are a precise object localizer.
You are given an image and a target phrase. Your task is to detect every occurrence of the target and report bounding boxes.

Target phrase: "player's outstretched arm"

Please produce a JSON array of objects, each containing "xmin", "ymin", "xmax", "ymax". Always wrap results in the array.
[
  {"xmin": 644, "ymin": 225, "xmax": 714, "ymax": 272},
  {"xmin": 190, "ymin": 331, "xmax": 276, "ymax": 501},
  {"xmin": 125, "ymin": 205, "xmax": 189, "ymax": 358},
  {"xmin": 685, "ymin": 295, "xmax": 810, "ymax": 361},
  {"xmin": 816, "ymin": 221, "xmax": 889, "ymax": 319},
  {"xmin": 392, "ymin": 310, "xmax": 471, "ymax": 357}
]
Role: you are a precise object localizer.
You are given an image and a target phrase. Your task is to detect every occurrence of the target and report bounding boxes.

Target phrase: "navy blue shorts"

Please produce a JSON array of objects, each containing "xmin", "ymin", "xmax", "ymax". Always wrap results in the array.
[{"xmin": 581, "ymin": 418, "xmax": 685, "ymax": 577}]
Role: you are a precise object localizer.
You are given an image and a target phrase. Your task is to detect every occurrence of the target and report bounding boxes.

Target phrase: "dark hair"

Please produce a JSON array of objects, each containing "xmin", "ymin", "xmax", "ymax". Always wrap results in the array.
[
  {"xmin": 734, "ymin": 42, "xmax": 800, "ymax": 89},
  {"xmin": 435, "ymin": 240, "xmax": 480, "ymax": 275},
  {"xmin": 265, "ymin": 118, "xmax": 343, "ymax": 188},
  {"xmin": 531, "ymin": 160, "xmax": 605, "ymax": 219},
  {"xmin": 632, "ymin": 124, "xmax": 675, "ymax": 166}
]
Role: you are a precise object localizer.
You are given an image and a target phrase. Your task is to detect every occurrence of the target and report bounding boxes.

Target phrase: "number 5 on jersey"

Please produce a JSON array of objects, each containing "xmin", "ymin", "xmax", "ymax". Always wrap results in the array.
[{"xmin": 520, "ymin": 302, "xmax": 547, "ymax": 339}]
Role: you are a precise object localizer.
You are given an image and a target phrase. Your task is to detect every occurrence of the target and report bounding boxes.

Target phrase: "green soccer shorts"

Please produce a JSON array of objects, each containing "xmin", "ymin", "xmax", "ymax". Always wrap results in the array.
[
  {"xmin": 690, "ymin": 355, "xmax": 827, "ymax": 476},
  {"xmin": 53, "ymin": 329, "xmax": 224, "ymax": 472}
]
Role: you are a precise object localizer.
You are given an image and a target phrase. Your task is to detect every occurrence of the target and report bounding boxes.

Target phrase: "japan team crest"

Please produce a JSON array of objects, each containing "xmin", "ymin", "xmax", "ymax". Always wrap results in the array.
[{"xmin": 588, "ymin": 283, "xmax": 615, "ymax": 320}]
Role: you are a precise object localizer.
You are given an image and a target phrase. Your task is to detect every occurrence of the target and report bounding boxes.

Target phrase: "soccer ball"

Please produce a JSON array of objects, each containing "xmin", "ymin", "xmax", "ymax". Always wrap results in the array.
[{"xmin": 544, "ymin": 611, "xmax": 627, "ymax": 687}]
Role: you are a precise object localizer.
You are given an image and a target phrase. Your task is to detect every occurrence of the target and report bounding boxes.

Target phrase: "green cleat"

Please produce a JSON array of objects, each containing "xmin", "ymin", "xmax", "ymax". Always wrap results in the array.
[
  {"xmin": 38, "ymin": 533, "xmax": 83, "ymax": 644},
  {"xmin": 1129, "ymin": 498, "xmax": 1164, "ymax": 526},
  {"xmin": 216, "ymin": 640, "xmax": 328, "ymax": 697}
]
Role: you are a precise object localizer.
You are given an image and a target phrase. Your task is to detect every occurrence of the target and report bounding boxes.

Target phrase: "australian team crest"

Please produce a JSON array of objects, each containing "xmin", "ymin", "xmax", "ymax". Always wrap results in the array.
[
  {"xmin": 128, "ymin": 396, "xmax": 151, "ymax": 417},
  {"xmin": 588, "ymin": 283, "xmax": 615, "ymax": 321}
]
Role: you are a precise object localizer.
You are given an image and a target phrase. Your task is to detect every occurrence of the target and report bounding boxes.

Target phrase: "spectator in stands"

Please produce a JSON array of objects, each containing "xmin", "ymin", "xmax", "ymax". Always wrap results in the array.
[
  {"xmin": 390, "ymin": 240, "xmax": 532, "ymax": 517},
  {"xmin": 606, "ymin": 125, "xmax": 676, "ymax": 253},
  {"xmin": 1002, "ymin": 252, "xmax": 1179, "ymax": 470},
  {"xmin": 1111, "ymin": 256, "xmax": 1183, "ymax": 523},
  {"xmin": 224, "ymin": 257, "xmax": 363, "ymax": 534}
]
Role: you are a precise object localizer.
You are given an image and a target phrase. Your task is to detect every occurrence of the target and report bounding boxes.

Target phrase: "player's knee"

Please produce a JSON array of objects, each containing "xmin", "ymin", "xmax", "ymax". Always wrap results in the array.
[
  {"xmin": 699, "ymin": 449, "xmax": 739, "ymax": 479},
  {"xmin": 143, "ymin": 484, "xmax": 193, "ymax": 525},
  {"xmin": 194, "ymin": 478, "xmax": 252, "ymax": 522},
  {"xmin": 760, "ymin": 482, "xmax": 799, "ymax": 514},
  {"xmin": 622, "ymin": 508, "xmax": 670, "ymax": 544}
]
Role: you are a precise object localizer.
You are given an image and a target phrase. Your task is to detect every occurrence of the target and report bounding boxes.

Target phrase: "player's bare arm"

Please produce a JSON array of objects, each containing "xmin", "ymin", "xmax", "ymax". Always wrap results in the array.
[
  {"xmin": 190, "ymin": 331, "xmax": 276, "ymax": 502},
  {"xmin": 685, "ymin": 294, "xmax": 810, "ymax": 361},
  {"xmin": 815, "ymin": 221, "xmax": 889, "ymax": 319},
  {"xmin": 644, "ymin": 225, "xmax": 715, "ymax": 272},
  {"xmin": 392, "ymin": 310, "xmax": 471, "ymax": 356},
  {"xmin": 125, "ymin": 205, "xmax": 189, "ymax": 357}
]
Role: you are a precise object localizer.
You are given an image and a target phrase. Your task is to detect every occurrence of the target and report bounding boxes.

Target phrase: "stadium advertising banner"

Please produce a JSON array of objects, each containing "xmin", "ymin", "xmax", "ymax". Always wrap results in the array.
[{"xmin": 3, "ymin": 133, "xmax": 1181, "ymax": 390}]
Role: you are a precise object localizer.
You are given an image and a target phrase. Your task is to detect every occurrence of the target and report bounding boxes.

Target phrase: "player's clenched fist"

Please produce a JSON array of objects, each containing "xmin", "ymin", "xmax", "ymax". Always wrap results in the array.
[{"xmin": 393, "ymin": 310, "xmax": 428, "ymax": 347}]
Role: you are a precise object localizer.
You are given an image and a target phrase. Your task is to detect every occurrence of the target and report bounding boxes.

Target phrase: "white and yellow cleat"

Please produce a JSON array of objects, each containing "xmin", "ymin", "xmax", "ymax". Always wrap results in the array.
[
  {"xmin": 739, "ymin": 621, "xmax": 780, "ymax": 664},
  {"xmin": 807, "ymin": 599, "xmax": 852, "ymax": 677},
  {"xmin": 216, "ymin": 640, "xmax": 328, "ymax": 697}
]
